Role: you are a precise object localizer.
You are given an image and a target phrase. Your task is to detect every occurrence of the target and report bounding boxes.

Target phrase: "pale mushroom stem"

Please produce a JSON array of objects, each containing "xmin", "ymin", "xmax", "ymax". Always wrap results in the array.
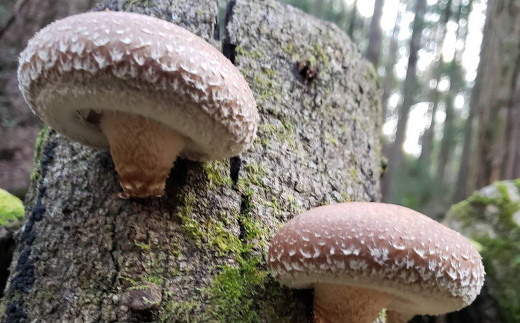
[
  {"xmin": 385, "ymin": 311, "xmax": 415, "ymax": 323},
  {"xmin": 99, "ymin": 111, "xmax": 185, "ymax": 198},
  {"xmin": 313, "ymin": 283, "xmax": 390, "ymax": 323}
]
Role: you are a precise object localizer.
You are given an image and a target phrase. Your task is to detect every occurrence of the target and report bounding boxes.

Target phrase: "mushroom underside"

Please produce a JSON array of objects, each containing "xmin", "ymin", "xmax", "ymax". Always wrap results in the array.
[
  {"xmin": 313, "ymin": 283, "xmax": 390, "ymax": 323},
  {"xmin": 276, "ymin": 273, "xmax": 468, "ymax": 315},
  {"xmin": 28, "ymin": 76, "xmax": 248, "ymax": 161}
]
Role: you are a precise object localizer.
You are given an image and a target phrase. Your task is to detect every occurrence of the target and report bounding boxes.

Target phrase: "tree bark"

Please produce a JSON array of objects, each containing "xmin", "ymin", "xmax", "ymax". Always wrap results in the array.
[
  {"xmin": 2, "ymin": 0, "xmax": 382, "ymax": 322},
  {"xmin": 382, "ymin": 0, "xmax": 427, "ymax": 201}
]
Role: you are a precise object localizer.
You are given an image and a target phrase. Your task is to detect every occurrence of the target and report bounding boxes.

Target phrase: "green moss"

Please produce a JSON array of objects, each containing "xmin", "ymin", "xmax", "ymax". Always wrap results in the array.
[
  {"xmin": 30, "ymin": 126, "xmax": 49, "ymax": 182},
  {"xmin": 257, "ymin": 119, "xmax": 296, "ymax": 150},
  {"xmin": 325, "ymin": 132, "xmax": 337, "ymax": 146},
  {"xmin": 177, "ymin": 193, "xmax": 204, "ymax": 243},
  {"xmin": 161, "ymin": 299, "xmax": 201, "ymax": 322},
  {"xmin": 143, "ymin": 275, "xmax": 163, "ymax": 286},
  {"xmin": 177, "ymin": 192, "xmax": 242, "ymax": 256},
  {"xmin": 446, "ymin": 181, "xmax": 520, "ymax": 321},
  {"xmin": 235, "ymin": 46, "xmax": 265, "ymax": 60},
  {"xmin": 206, "ymin": 258, "xmax": 265, "ymax": 322},
  {"xmin": 312, "ymin": 42, "xmax": 330, "ymax": 69},
  {"xmin": 134, "ymin": 241, "xmax": 151, "ymax": 251},
  {"xmin": 243, "ymin": 163, "xmax": 268, "ymax": 187},
  {"xmin": 364, "ymin": 63, "xmax": 379, "ymax": 85},
  {"xmin": 202, "ymin": 161, "xmax": 233, "ymax": 188},
  {"xmin": 205, "ymin": 217, "xmax": 241, "ymax": 256},
  {"xmin": 253, "ymin": 68, "xmax": 281, "ymax": 103},
  {"xmin": 350, "ymin": 168, "xmax": 359, "ymax": 183},
  {"xmin": 0, "ymin": 188, "xmax": 25, "ymax": 226}
]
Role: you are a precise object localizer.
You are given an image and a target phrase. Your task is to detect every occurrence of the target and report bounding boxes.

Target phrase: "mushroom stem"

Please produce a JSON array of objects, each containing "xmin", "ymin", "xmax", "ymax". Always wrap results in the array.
[
  {"xmin": 313, "ymin": 283, "xmax": 390, "ymax": 323},
  {"xmin": 99, "ymin": 111, "xmax": 185, "ymax": 198}
]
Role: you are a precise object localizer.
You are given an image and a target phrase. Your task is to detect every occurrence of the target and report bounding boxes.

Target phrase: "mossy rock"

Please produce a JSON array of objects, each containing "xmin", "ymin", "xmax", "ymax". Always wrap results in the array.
[
  {"xmin": 0, "ymin": 188, "xmax": 25, "ymax": 227},
  {"xmin": 444, "ymin": 180, "xmax": 520, "ymax": 322}
]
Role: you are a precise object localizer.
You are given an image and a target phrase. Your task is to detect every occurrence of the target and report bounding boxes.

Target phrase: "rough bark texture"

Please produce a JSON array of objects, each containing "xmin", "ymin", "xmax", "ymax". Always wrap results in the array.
[{"xmin": 1, "ymin": 0, "xmax": 382, "ymax": 322}]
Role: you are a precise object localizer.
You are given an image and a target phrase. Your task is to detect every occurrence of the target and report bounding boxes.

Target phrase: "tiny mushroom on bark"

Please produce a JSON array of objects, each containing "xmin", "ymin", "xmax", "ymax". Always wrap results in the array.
[
  {"xmin": 267, "ymin": 202, "xmax": 485, "ymax": 323},
  {"xmin": 18, "ymin": 11, "xmax": 258, "ymax": 198}
]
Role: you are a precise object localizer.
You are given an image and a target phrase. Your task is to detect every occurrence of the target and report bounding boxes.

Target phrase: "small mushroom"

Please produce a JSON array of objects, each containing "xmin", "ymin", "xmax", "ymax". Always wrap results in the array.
[
  {"xmin": 18, "ymin": 11, "xmax": 258, "ymax": 198},
  {"xmin": 267, "ymin": 202, "xmax": 485, "ymax": 323}
]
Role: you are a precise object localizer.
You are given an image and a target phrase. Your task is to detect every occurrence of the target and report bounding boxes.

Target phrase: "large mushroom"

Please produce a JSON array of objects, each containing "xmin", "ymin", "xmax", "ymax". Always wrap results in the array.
[
  {"xmin": 267, "ymin": 202, "xmax": 485, "ymax": 323},
  {"xmin": 18, "ymin": 11, "xmax": 258, "ymax": 198}
]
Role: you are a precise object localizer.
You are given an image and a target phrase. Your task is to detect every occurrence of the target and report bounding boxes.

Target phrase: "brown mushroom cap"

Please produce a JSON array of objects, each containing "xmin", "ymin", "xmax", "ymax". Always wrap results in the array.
[
  {"xmin": 267, "ymin": 202, "xmax": 485, "ymax": 315},
  {"xmin": 18, "ymin": 11, "xmax": 258, "ymax": 161}
]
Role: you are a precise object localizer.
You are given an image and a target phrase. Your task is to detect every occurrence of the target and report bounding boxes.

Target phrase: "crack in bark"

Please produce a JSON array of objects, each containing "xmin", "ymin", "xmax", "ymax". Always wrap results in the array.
[
  {"xmin": 221, "ymin": 0, "xmax": 248, "ymax": 247},
  {"xmin": 96, "ymin": 204, "xmax": 121, "ymax": 322},
  {"xmin": 4, "ymin": 131, "xmax": 57, "ymax": 322}
]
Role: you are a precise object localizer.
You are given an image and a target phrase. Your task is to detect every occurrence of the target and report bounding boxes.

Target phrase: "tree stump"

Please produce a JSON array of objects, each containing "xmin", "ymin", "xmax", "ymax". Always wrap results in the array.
[{"xmin": 2, "ymin": 0, "xmax": 382, "ymax": 321}]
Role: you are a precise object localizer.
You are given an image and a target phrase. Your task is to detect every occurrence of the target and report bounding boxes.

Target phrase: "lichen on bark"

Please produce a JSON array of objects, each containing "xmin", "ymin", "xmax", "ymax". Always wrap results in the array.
[{"xmin": 2, "ymin": 0, "xmax": 382, "ymax": 322}]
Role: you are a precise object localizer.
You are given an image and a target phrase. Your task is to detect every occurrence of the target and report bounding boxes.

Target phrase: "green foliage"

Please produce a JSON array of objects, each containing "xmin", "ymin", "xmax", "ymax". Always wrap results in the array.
[{"xmin": 0, "ymin": 188, "xmax": 25, "ymax": 226}]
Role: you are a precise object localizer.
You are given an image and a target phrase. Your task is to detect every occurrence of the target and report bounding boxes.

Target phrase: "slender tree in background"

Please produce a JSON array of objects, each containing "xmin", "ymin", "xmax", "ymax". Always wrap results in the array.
[
  {"xmin": 503, "ymin": 62, "xmax": 520, "ymax": 179},
  {"xmin": 454, "ymin": 0, "xmax": 482, "ymax": 202},
  {"xmin": 366, "ymin": 0, "xmax": 384, "ymax": 66},
  {"xmin": 348, "ymin": 0, "xmax": 358, "ymax": 39},
  {"xmin": 418, "ymin": 0, "xmax": 453, "ymax": 171},
  {"xmin": 466, "ymin": 0, "xmax": 520, "ymax": 193},
  {"xmin": 436, "ymin": 1, "xmax": 465, "ymax": 185},
  {"xmin": 382, "ymin": 0, "xmax": 427, "ymax": 200},
  {"xmin": 418, "ymin": 82, "xmax": 440, "ymax": 170},
  {"xmin": 381, "ymin": 4, "xmax": 403, "ymax": 122}
]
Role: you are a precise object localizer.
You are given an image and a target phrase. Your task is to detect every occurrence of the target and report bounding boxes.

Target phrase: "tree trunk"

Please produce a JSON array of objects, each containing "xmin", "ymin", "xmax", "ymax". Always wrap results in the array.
[
  {"xmin": 1, "ymin": 0, "xmax": 382, "ymax": 322},
  {"xmin": 381, "ymin": 5, "xmax": 403, "ymax": 122},
  {"xmin": 348, "ymin": 0, "xmax": 358, "ymax": 40},
  {"xmin": 418, "ymin": 89, "xmax": 440, "ymax": 170},
  {"xmin": 435, "ymin": 1, "xmax": 465, "ymax": 186},
  {"xmin": 417, "ymin": 0, "xmax": 452, "ymax": 170},
  {"xmin": 503, "ymin": 63, "xmax": 520, "ymax": 179},
  {"xmin": 470, "ymin": 0, "xmax": 520, "ymax": 192},
  {"xmin": 454, "ymin": 0, "xmax": 483, "ymax": 203},
  {"xmin": 382, "ymin": 0, "xmax": 427, "ymax": 201},
  {"xmin": 435, "ymin": 83, "xmax": 456, "ymax": 184},
  {"xmin": 366, "ymin": 0, "xmax": 384, "ymax": 66}
]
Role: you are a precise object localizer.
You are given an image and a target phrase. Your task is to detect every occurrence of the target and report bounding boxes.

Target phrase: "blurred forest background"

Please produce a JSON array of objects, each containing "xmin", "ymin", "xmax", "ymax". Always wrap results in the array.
[{"xmin": 0, "ymin": 0, "xmax": 520, "ymax": 321}]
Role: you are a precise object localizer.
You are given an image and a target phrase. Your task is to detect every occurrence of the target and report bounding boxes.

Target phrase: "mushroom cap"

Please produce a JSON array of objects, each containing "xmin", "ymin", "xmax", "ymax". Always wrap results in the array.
[
  {"xmin": 18, "ymin": 11, "xmax": 258, "ymax": 161},
  {"xmin": 267, "ymin": 202, "xmax": 485, "ymax": 315}
]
